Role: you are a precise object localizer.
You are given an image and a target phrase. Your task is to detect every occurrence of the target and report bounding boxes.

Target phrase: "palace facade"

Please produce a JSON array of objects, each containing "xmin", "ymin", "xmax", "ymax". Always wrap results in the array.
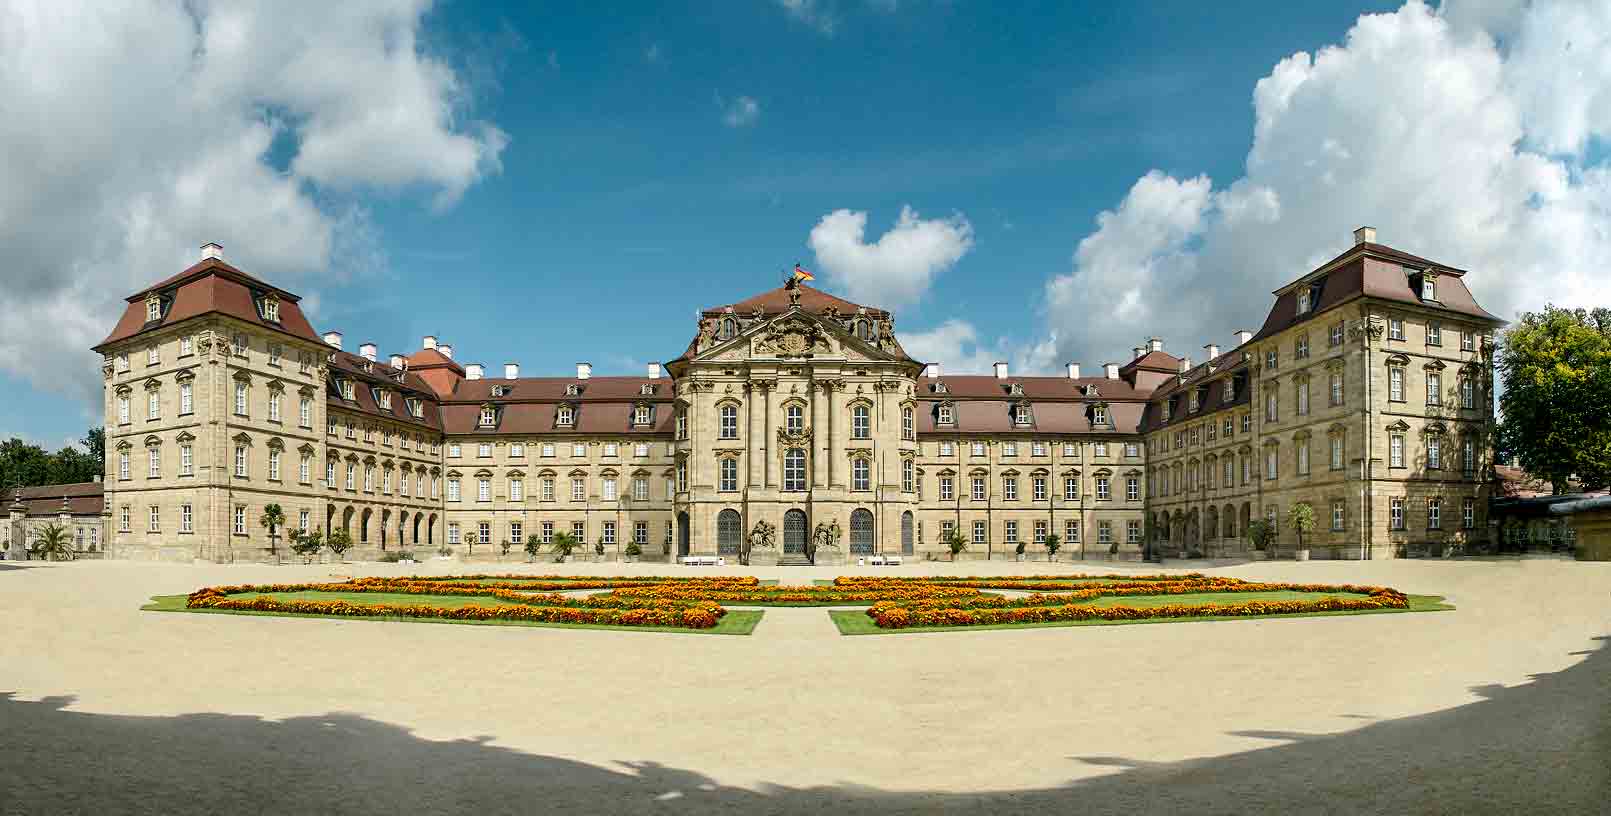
[{"xmin": 94, "ymin": 227, "xmax": 1502, "ymax": 563}]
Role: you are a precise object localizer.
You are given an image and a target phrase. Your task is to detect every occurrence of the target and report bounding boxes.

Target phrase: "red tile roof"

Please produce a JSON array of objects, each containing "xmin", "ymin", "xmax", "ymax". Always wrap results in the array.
[
  {"xmin": 4, "ymin": 482, "xmax": 104, "ymax": 517},
  {"xmin": 705, "ymin": 282, "xmax": 886, "ymax": 318},
  {"xmin": 96, "ymin": 259, "xmax": 323, "ymax": 351},
  {"xmin": 326, "ymin": 351, "xmax": 444, "ymax": 430}
]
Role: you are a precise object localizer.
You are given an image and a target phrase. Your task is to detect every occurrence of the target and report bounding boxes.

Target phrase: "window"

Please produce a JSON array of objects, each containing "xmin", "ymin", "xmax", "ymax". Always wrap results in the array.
[
  {"xmin": 903, "ymin": 459, "xmax": 915, "ymax": 493},
  {"xmin": 1265, "ymin": 349, "xmax": 1278, "ymax": 369},
  {"xmin": 1013, "ymin": 403, "xmax": 1032, "ymax": 426},
  {"xmin": 1004, "ymin": 521, "xmax": 1018, "ymax": 544},
  {"xmin": 346, "ymin": 463, "xmax": 357, "ymax": 491},
  {"xmin": 1126, "ymin": 477, "xmax": 1139, "ymax": 501},
  {"xmin": 1460, "ymin": 378, "xmax": 1475, "ymax": 409},
  {"xmin": 1389, "ymin": 367, "xmax": 1404, "ymax": 401},
  {"xmin": 1330, "ymin": 373, "xmax": 1343, "ymax": 406},
  {"xmin": 603, "ymin": 478, "xmax": 617, "ymax": 501},
  {"xmin": 1330, "ymin": 322, "xmax": 1345, "ymax": 346},
  {"xmin": 1389, "ymin": 318, "xmax": 1404, "ymax": 340},
  {"xmin": 940, "ymin": 441, "xmax": 956, "ymax": 457},
  {"xmin": 146, "ymin": 389, "xmax": 160, "ymax": 420},
  {"xmin": 146, "ymin": 298, "xmax": 161, "ymax": 322},
  {"xmin": 1428, "ymin": 437, "xmax": 1442, "ymax": 470},
  {"xmin": 602, "ymin": 442, "xmax": 619, "ymax": 458},
  {"xmin": 1387, "ymin": 433, "xmax": 1404, "ymax": 468},
  {"xmin": 786, "ymin": 404, "xmax": 804, "ymax": 434},
  {"xmin": 719, "ymin": 458, "xmax": 738, "ymax": 491},
  {"xmin": 447, "ymin": 523, "xmax": 461, "ymax": 544},
  {"xmin": 632, "ymin": 477, "xmax": 648, "ymax": 501},
  {"xmin": 1124, "ymin": 520, "xmax": 1139, "ymax": 543},
  {"xmin": 116, "ymin": 353, "xmax": 129, "ymax": 372},
  {"xmin": 298, "ymin": 396, "xmax": 310, "ymax": 427},
  {"xmin": 234, "ymin": 382, "xmax": 248, "ymax": 416},
  {"xmin": 1295, "ymin": 335, "xmax": 1309, "ymax": 359},
  {"xmin": 571, "ymin": 478, "xmax": 585, "ymax": 501},
  {"xmin": 542, "ymin": 478, "xmax": 555, "ymax": 501},
  {"xmin": 1093, "ymin": 406, "xmax": 1108, "ymax": 426},
  {"xmin": 940, "ymin": 476, "xmax": 954, "ymax": 501},
  {"xmin": 719, "ymin": 404, "xmax": 738, "ymax": 439},
  {"xmin": 399, "ymin": 470, "xmax": 409, "ymax": 495},
  {"xmin": 175, "ymin": 443, "xmax": 192, "ymax": 476},
  {"xmin": 971, "ymin": 477, "xmax": 986, "ymax": 501},
  {"xmin": 181, "ymin": 504, "xmax": 193, "ymax": 533},
  {"xmin": 1003, "ymin": 442, "xmax": 1018, "ymax": 458},
  {"xmin": 1266, "ymin": 390, "xmax": 1278, "ymax": 422},
  {"xmin": 363, "ymin": 466, "xmax": 374, "ymax": 492},
  {"xmin": 970, "ymin": 441, "xmax": 985, "ymax": 457},
  {"xmin": 1241, "ymin": 413, "xmax": 1251, "ymax": 433},
  {"xmin": 1003, "ymin": 477, "xmax": 1018, "ymax": 501},
  {"xmin": 232, "ymin": 333, "xmax": 247, "ymax": 357},
  {"xmin": 1463, "ymin": 438, "xmax": 1476, "ymax": 475},
  {"xmin": 634, "ymin": 521, "xmax": 648, "ymax": 546},
  {"xmin": 1390, "ymin": 497, "xmax": 1405, "ymax": 530},
  {"xmin": 446, "ymin": 442, "xmax": 462, "ymax": 458},
  {"xmin": 1461, "ymin": 331, "xmax": 1474, "ymax": 352},
  {"xmin": 1065, "ymin": 520, "xmax": 1080, "ymax": 543},
  {"xmin": 1297, "ymin": 380, "xmax": 1309, "ymax": 415},
  {"xmin": 1297, "ymin": 287, "xmax": 1311, "ymax": 313},
  {"xmin": 899, "ymin": 406, "xmax": 915, "ymax": 440},
  {"xmin": 268, "ymin": 391, "xmax": 282, "ymax": 422},
  {"xmin": 234, "ymin": 445, "xmax": 248, "ymax": 477},
  {"xmin": 267, "ymin": 343, "xmax": 281, "ymax": 366},
  {"xmin": 634, "ymin": 405, "xmax": 651, "ymax": 426},
  {"xmin": 298, "ymin": 453, "xmax": 310, "ymax": 484},
  {"xmin": 852, "ymin": 404, "xmax": 870, "ymax": 439},
  {"xmin": 1297, "ymin": 442, "xmax": 1310, "ymax": 475},
  {"xmin": 479, "ymin": 407, "xmax": 496, "ymax": 427},
  {"xmin": 233, "ymin": 505, "xmax": 246, "ymax": 535},
  {"xmin": 447, "ymin": 477, "xmax": 461, "ymax": 501},
  {"xmin": 1032, "ymin": 476, "xmax": 1046, "ymax": 501},
  {"xmin": 852, "ymin": 458, "xmax": 871, "ymax": 491},
  {"xmin": 1427, "ymin": 497, "xmax": 1442, "ymax": 530},
  {"xmin": 325, "ymin": 460, "xmax": 335, "ymax": 486},
  {"xmin": 1098, "ymin": 521, "xmax": 1112, "ymax": 544},
  {"xmin": 1463, "ymin": 497, "xmax": 1476, "ymax": 529},
  {"xmin": 477, "ymin": 477, "xmax": 491, "ymax": 501},
  {"xmin": 1422, "ymin": 278, "xmax": 1436, "ymax": 302},
  {"xmin": 1426, "ymin": 372, "xmax": 1442, "ymax": 406},
  {"xmin": 117, "ymin": 395, "xmax": 130, "ymax": 424},
  {"xmin": 784, "ymin": 449, "xmax": 805, "ymax": 491},
  {"xmin": 477, "ymin": 442, "xmax": 492, "ymax": 458},
  {"xmin": 1265, "ymin": 446, "xmax": 1278, "ymax": 479},
  {"xmin": 268, "ymin": 449, "xmax": 281, "ymax": 481},
  {"xmin": 936, "ymin": 403, "xmax": 956, "ymax": 426},
  {"xmin": 676, "ymin": 460, "xmax": 688, "ymax": 493},
  {"xmin": 1331, "ymin": 500, "xmax": 1345, "ymax": 531},
  {"xmin": 147, "ymin": 447, "xmax": 160, "ymax": 479},
  {"xmin": 1330, "ymin": 436, "xmax": 1344, "ymax": 470},
  {"xmin": 571, "ymin": 443, "xmax": 586, "ymax": 458},
  {"xmin": 557, "ymin": 406, "xmax": 574, "ymax": 426},
  {"xmin": 972, "ymin": 521, "xmax": 987, "ymax": 545},
  {"xmin": 1064, "ymin": 477, "xmax": 1077, "ymax": 501},
  {"xmin": 1096, "ymin": 476, "xmax": 1110, "ymax": 500},
  {"xmin": 1223, "ymin": 457, "xmax": 1233, "ymax": 485},
  {"xmin": 542, "ymin": 443, "xmax": 555, "ymax": 458},
  {"xmin": 119, "ymin": 505, "xmax": 130, "ymax": 531}
]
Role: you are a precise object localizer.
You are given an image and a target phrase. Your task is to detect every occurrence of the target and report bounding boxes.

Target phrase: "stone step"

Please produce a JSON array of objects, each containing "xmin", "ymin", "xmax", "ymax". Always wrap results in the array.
[{"xmin": 777, "ymin": 555, "xmax": 812, "ymax": 566}]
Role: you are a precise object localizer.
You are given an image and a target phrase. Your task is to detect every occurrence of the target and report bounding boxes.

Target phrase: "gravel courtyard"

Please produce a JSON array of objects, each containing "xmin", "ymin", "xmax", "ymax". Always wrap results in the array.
[{"xmin": 3, "ymin": 557, "xmax": 1607, "ymax": 815}]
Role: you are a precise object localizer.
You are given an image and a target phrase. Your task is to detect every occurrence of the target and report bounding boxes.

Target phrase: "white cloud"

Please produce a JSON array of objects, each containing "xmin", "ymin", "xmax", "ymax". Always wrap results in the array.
[
  {"xmin": 807, "ymin": 206, "xmax": 974, "ymax": 310},
  {"xmin": 899, "ymin": 319, "xmax": 1061, "ymax": 376},
  {"xmin": 0, "ymin": 0, "xmax": 505, "ymax": 406},
  {"xmin": 778, "ymin": 0, "xmax": 837, "ymax": 35},
  {"xmin": 722, "ymin": 95, "xmax": 761, "ymax": 128},
  {"xmin": 1040, "ymin": 0, "xmax": 1611, "ymax": 371}
]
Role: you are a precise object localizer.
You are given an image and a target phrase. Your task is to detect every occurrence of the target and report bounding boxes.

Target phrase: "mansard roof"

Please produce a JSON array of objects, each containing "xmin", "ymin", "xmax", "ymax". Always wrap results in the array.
[
  {"xmin": 916, "ymin": 375, "xmax": 1151, "ymax": 401},
  {"xmin": 439, "ymin": 376, "xmax": 673, "ymax": 403},
  {"xmin": 96, "ymin": 257, "xmax": 323, "ymax": 351},
  {"xmin": 438, "ymin": 400, "xmax": 674, "ymax": 436},
  {"xmin": 325, "ymin": 350, "xmax": 444, "ymax": 430},
  {"xmin": 704, "ymin": 282, "xmax": 888, "ymax": 318},
  {"xmin": 916, "ymin": 398, "xmax": 1146, "ymax": 435}
]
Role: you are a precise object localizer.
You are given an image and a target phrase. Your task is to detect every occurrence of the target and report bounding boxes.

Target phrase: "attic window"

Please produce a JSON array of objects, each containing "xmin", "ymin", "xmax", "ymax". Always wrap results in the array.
[
  {"xmin": 1092, "ymin": 405, "xmax": 1109, "ymax": 426},
  {"xmin": 1421, "ymin": 276, "xmax": 1436, "ymax": 301},
  {"xmin": 260, "ymin": 296, "xmax": 280, "ymax": 323},
  {"xmin": 491, "ymin": 385, "xmax": 510, "ymax": 397},
  {"xmin": 1188, "ymin": 390, "xmax": 1199, "ymax": 412},
  {"xmin": 633, "ymin": 404, "xmax": 654, "ymax": 426},
  {"xmin": 719, "ymin": 317, "xmax": 737, "ymax": 340},
  {"xmin": 339, "ymin": 379, "xmax": 354, "ymax": 400},
  {"xmin": 1013, "ymin": 403, "xmax": 1033, "ymax": 426},
  {"xmin": 565, "ymin": 384, "xmax": 581, "ymax": 396},
  {"xmin": 556, "ymin": 405, "xmax": 575, "ymax": 426},
  {"xmin": 479, "ymin": 407, "xmax": 497, "ymax": 428},
  {"xmin": 932, "ymin": 382, "xmax": 948, "ymax": 394},
  {"xmin": 1008, "ymin": 383, "xmax": 1024, "ymax": 396},
  {"xmin": 640, "ymin": 384, "xmax": 655, "ymax": 396},
  {"xmin": 407, "ymin": 398, "xmax": 423, "ymax": 418},
  {"xmin": 145, "ymin": 296, "xmax": 161, "ymax": 323},
  {"xmin": 1297, "ymin": 288, "xmax": 1311, "ymax": 314},
  {"xmin": 378, "ymin": 390, "xmax": 392, "ymax": 409},
  {"xmin": 936, "ymin": 403, "xmax": 955, "ymax": 426}
]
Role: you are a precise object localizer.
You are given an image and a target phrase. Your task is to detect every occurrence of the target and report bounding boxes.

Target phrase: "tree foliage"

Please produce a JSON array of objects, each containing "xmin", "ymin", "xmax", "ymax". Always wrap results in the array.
[
  {"xmin": 1287, "ymin": 502, "xmax": 1315, "ymax": 550},
  {"xmin": 31, "ymin": 523, "xmax": 75, "ymax": 561},
  {"xmin": 326, "ymin": 527, "xmax": 353, "ymax": 559},
  {"xmin": 0, "ymin": 428, "xmax": 104, "ymax": 492},
  {"xmin": 1497, "ymin": 305, "xmax": 1611, "ymax": 493}
]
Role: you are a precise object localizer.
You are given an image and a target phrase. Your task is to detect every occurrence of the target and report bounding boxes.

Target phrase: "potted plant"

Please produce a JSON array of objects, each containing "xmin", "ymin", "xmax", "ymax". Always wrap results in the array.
[
  {"xmin": 1108, "ymin": 539, "xmax": 1120, "ymax": 559},
  {"xmin": 289, "ymin": 529, "xmax": 324, "ymax": 564},
  {"xmin": 624, "ymin": 541, "xmax": 642, "ymax": 563},
  {"xmin": 1245, "ymin": 518, "xmax": 1276, "ymax": 559},
  {"xmin": 944, "ymin": 531, "xmax": 967, "ymax": 562},
  {"xmin": 1015, "ymin": 540, "xmax": 1027, "ymax": 562},
  {"xmin": 550, "ymin": 531, "xmax": 579, "ymax": 562},
  {"xmin": 595, "ymin": 538, "xmax": 608, "ymax": 562},
  {"xmin": 463, "ymin": 530, "xmax": 477, "ymax": 557},
  {"xmin": 326, "ymin": 527, "xmax": 353, "ymax": 562},
  {"xmin": 499, "ymin": 538, "xmax": 513, "ymax": 559},
  {"xmin": 524, "ymin": 533, "xmax": 543, "ymax": 563},
  {"xmin": 1045, "ymin": 533, "xmax": 1061, "ymax": 562},
  {"xmin": 29, "ymin": 523, "xmax": 74, "ymax": 562},
  {"xmin": 1287, "ymin": 502, "xmax": 1315, "ymax": 561}
]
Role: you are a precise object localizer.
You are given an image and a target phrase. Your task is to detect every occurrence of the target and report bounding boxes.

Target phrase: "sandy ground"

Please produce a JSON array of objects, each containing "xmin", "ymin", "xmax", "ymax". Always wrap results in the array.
[{"xmin": 2, "ymin": 556, "xmax": 1608, "ymax": 815}]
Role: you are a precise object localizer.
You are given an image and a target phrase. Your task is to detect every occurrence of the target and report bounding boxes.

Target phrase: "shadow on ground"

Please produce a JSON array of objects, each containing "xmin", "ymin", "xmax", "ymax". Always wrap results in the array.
[{"xmin": 4, "ymin": 638, "xmax": 1607, "ymax": 815}]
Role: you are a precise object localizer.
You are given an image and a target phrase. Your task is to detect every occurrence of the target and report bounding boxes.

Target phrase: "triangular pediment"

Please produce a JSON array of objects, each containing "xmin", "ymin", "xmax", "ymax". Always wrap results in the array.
[{"xmin": 689, "ymin": 309, "xmax": 907, "ymax": 365}]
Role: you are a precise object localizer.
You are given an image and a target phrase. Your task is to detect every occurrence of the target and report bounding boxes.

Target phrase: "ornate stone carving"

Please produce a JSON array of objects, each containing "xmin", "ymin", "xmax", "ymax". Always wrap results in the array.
[
  {"xmin": 755, "ymin": 316, "xmax": 832, "ymax": 357},
  {"xmin": 776, "ymin": 426, "xmax": 813, "ymax": 448}
]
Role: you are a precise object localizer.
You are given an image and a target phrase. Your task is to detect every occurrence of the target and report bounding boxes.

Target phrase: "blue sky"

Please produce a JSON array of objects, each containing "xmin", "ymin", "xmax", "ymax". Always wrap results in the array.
[{"xmin": 4, "ymin": 1, "xmax": 1608, "ymax": 449}]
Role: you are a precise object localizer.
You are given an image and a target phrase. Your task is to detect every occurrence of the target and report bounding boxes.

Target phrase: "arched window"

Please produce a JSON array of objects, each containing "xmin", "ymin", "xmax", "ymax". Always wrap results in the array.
[
  {"xmin": 784, "ymin": 448, "xmax": 806, "ymax": 491},
  {"xmin": 901, "ymin": 406, "xmax": 914, "ymax": 440},
  {"xmin": 719, "ymin": 404, "xmax": 738, "ymax": 439},
  {"xmin": 786, "ymin": 403, "xmax": 804, "ymax": 434},
  {"xmin": 717, "ymin": 509, "xmax": 742, "ymax": 556},
  {"xmin": 851, "ymin": 404, "xmax": 870, "ymax": 439},
  {"xmin": 720, "ymin": 317, "xmax": 737, "ymax": 340},
  {"xmin": 850, "ymin": 508, "xmax": 874, "ymax": 555},
  {"xmin": 855, "ymin": 320, "xmax": 872, "ymax": 341}
]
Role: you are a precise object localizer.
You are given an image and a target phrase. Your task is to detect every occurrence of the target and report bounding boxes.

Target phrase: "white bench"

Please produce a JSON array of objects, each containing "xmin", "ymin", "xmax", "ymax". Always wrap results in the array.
[
  {"xmin": 867, "ymin": 555, "xmax": 903, "ymax": 566},
  {"xmin": 679, "ymin": 555, "xmax": 724, "ymax": 567}
]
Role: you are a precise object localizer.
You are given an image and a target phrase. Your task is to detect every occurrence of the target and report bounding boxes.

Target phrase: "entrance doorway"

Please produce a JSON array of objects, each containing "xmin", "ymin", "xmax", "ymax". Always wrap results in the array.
[
  {"xmin": 676, "ymin": 512, "xmax": 691, "ymax": 557},
  {"xmin": 850, "ymin": 508, "xmax": 874, "ymax": 555},
  {"xmin": 783, "ymin": 509, "xmax": 808, "ymax": 555},
  {"xmin": 901, "ymin": 511, "xmax": 914, "ymax": 556},
  {"xmin": 717, "ymin": 509, "xmax": 742, "ymax": 556}
]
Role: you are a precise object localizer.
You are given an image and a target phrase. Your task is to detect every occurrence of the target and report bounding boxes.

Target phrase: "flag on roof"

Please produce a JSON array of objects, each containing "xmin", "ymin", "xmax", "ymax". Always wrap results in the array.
[{"xmin": 792, "ymin": 263, "xmax": 814, "ymax": 282}]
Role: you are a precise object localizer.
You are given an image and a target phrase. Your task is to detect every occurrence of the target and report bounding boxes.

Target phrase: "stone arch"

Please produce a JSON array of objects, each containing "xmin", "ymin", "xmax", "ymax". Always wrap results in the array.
[
  {"xmin": 1205, "ymin": 506, "xmax": 1219, "ymax": 540},
  {"xmin": 360, "ymin": 507, "xmax": 372, "ymax": 543},
  {"xmin": 901, "ymin": 511, "xmax": 914, "ymax": 556},
  {"xmin": 1223, "ymin": 504, "xmax": 1237, "ymax": 540},
  {"xmin": 380, "ymin": 508, "xmax": 391, "ymax": 550},
  {"xmin": 341, "ymin": 506, "xmax": 355, "ymax": 537},
  {"xmin": 716, "ymin": 509, "xmax": 742, "ymax": 557},
  {"xmin": 849, "ymin": 508, "xmax": 875, "ymax": 555}
]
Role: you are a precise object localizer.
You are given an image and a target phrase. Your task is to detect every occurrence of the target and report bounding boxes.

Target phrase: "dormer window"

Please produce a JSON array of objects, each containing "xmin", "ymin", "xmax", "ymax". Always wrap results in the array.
[
  {"xmin": 1013, "ymin": 403, "xmax": 1033, "ymax": 426},
  {"xmin": 145, "ymin": 295, "xmax": 161, "ymax": 323},
  {"xmin": 1422, "ymin": 277, "xmax": 1435, "ymax": 301},
  {"xmin": 1093, "ymin": 405, "xmax": 1108, "ymax": 426},
  {"xmin": 491, "ymin": 385, "xmax": 509, "ymax": 397},
  {"xmin": 378, "ymin": 391, "xmax": 392, "ymax": 409},
  {"xmin": 1162, "ymin": 401, "xmax": 1172, "ymax": 421},
  {"xmin": 633, "ymin": 404, "xmax": 652, "ymax": 426},
  {"xmin": 1008, "ymin": 383, "xmax": 1024, "ymax": 396},
  {"xmin": 1188, "ymin": 391, "xmax": 1199, "ymax": 412},
  {"xmin": 1297, "ymin": 288, "xmax": 1311, "ymax": 314},
  {"xmin": 339, "ymin": 379, "xmax": 354, "ymax": 400},
  {"xmin": 932, "ymin": 382, "xmax": 948, "ymax": 394},
  {"xmin": 719, "ymin": 317, "xmax": 737, "ymax": 340},
  {"xmin": 260, "ymin": 296, "xmax": 280, "ymax": 323},
  {"xmin": 565, "ymin": 384, "xmax": 581, "ymax": 396},
  {"xmin": 937, "ymin": 403, "xmax": 955, "ymax": 426},
  {"xmin": 406, "ymin": 398, "xmax": 422, "ymax": 418},
  {"xmin": 557, "ymin": 405, "xmax": 575, "ymax": 426},
  {"xmin": 479, "ymin": 407, "xmax": 497, "ymax": 427},
  {"xmin": 1223, "ymin": 380, "xmax": 1235, "ymax": 403},
  {"xmin": 856, "ymin": 320, "xmax": 874, "ymax": 341},
  {"xmin": 640, "ymin": 384, "xmax": 655, "ymax": 396}
]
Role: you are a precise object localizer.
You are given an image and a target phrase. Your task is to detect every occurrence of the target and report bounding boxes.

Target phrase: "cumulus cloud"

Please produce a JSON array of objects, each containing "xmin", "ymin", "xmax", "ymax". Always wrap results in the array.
[
  {"xmin": 1042, "ymin": 0, "xmax": 1611, "ymax": 371},
  {"xmin": 722, "ymin": 95, "xmax": 761, "ymax": 128},
  {"xmin": 0, "ymin": 0, "xmax": 505, "ymax": 405},
  {"xmin": 900, "ymin": 319, "xmax": 1060, "ymax": 375},
  {"xmin": 807, "ymin": 206, "xmax": 974, "ymax": 310}
]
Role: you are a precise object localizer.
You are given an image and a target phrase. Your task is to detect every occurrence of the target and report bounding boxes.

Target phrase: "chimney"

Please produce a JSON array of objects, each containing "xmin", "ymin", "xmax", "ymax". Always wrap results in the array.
[
  {"xmin": 1148, "ymin": 337, "xmax": 1163, "ymax": 353},
  {"xmin": 322, "ymin": 331, "xmax": 343, "ymax": 350},
  {"xmin": 389, "ymin": 354, "xmax": 405, "ymax": 369},
  {"xmin": 1234, "ymin": 330, "xmax": 1253, "ymax": 346},
  {"xmin": 1179, "ymin": 357, "xmax": 1192, "ymax": 373},
  {"xmin": 1133, "ymin": 346, "xmax": 1144, "ymax": 360},
  {"xmin": 647, "ymin": 362, "xmax": 662, "ymax": 380},
  {"xmin": 466, "ymin": 363, "xmax": 484, "ymax": 380},
  {"xmin": 923, "ymin": 363, "xmax": 940, "ymax": 378},
  {"xmin": 1066, "ymin": 362, "xmax": 1081, "ymax": 379},
  {"xmin": 359, "ymin": 343, "xmax": 377, "ymax": 362},
  {"xmin": 993, "ymin": 361, "xmax": 1009, "ymax": 379},
  {"xmin": 1103, "ymin": 363, "xmax": 1119, "ymax": 379},
  {"xmin": 504, "ymin": 362, "xmax": 519, "ymax": 380},
  {"xmin": 439, "ymin": 344, "xmax": 453, "ymax": 360},
  {"xmin": 422, "ymin": 335, "xmax": 438, "ymax": 350},
  {"xmin": 1354, "ymin": 225, "xmax": 1376, "ymax": 245},
  {"xmin": 200, "ymin": 242, "xmax": 223, "ymax": 261},
  {"xmin": 576, "ymin": 362, "xmax": 592, "ymax": 380},
  {"xmin": 1204, "ymin": 343, "xmax": 1220, "ymax": 360}
]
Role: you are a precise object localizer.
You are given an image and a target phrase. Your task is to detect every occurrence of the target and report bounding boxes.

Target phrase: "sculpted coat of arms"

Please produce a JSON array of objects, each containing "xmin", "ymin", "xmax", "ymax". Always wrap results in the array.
[{"xmin": 755, "ymin": 318, "xmax": 832, "ymax": 357}]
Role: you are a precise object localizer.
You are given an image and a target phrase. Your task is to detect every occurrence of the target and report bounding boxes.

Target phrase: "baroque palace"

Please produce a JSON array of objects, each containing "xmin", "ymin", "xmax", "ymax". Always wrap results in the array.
[{"xmin": 93, "ymin": 227, "xmax": 1501, "ymax": 563}]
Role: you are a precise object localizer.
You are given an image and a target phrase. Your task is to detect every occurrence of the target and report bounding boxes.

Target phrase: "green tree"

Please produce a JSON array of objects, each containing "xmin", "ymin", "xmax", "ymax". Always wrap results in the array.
[
  {"xmin": 326, "ymin": 527, "xmax": 353, "ymax": 560},
  {"xmin": 0, "ymin": 438, "xmax": 51, "ymax": 490},
  {"xmin": 1245, "ymin": 518, "xmax": 1276, "ymax": 553},
  {"xmin": 259, "ymin": 504, "xmax": 286, "ymax": 560},
  {"xmin": 1497, "ymin": 305, "xmax": 1611, "ymax": 493},
  {"xmin": 31, "ymin": 523, "xmax": 75, "ymax": 561},
  {"xmin": 524, "ymin": 533, "xmax": 543, "ymax": 562},
  {"xmin": 289, "ymin": 529, "xmax": 324, "ymax": 563},
  {"xmin": 1287, "ymin": 502, "xmax": 1315, "ymax": 552},
  {"xmin": 550, "ymin": 531, "xmax": 580, "ymax": 561},
  {"xmin": 943, "ymin": 530, "xmax": 968, "ymax": 561},
  {"xmin": 1044, "ymin": 532, "xmax": 1061, "ymax": 561}
]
